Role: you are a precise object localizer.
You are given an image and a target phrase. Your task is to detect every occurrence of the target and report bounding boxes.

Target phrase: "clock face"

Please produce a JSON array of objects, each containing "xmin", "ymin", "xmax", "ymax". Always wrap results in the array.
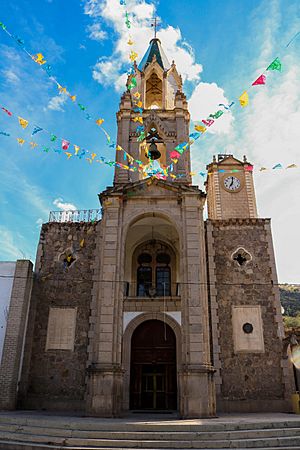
[{"xmin": 224, "ymin": 176, "xmax": 241, "ymax": 191}]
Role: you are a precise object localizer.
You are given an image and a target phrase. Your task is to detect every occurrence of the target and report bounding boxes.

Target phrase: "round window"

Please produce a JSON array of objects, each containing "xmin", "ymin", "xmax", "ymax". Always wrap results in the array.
[{"xmin": 242, "ymin": 322, "xmax": 254, "ymax": 334}]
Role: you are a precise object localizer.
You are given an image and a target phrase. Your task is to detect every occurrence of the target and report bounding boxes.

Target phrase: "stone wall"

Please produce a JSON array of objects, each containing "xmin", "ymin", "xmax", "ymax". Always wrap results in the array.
[
  {"xmin": 19, "ymin": 221, "xmax": 99, "ymax": 411},
  {"xmin": 206, "ymin": 218, "xmax": 293, "ymax": 412}
]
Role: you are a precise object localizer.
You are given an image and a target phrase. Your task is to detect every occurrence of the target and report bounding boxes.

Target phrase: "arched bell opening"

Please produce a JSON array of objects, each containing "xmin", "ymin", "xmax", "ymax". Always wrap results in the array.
[
  {"xmin": 145, "ymin": 72, "xmax": 163, "ymax": 109},
  {"xmin": 139, "ymin": 127, "xmax": 167, "ymax": 178},
  {"xmin": 130, "ymin": 319, "xmax": 177, "ymax": 410}
]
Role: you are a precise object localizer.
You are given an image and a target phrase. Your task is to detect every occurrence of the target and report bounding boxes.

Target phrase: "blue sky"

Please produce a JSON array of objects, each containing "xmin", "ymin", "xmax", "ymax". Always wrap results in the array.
[{"xmin": 0, "ymin": 0, "xmax": 300, "ymax": 282}]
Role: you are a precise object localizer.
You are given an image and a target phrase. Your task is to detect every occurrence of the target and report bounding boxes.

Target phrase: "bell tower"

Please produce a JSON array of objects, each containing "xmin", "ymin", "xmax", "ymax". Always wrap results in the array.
[
  {"xmin": 206, "ymin": 154, "xmax": 258, "ymax": 219},
  {"xmin": 114, "ymin": 38, "xmax": 191, "ymax": 184}
]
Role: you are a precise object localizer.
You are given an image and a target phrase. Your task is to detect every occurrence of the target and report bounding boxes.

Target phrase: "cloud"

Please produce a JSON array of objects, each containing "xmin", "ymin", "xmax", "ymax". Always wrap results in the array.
[
  {"xmin": 0, "ymin": 226, "xmax": 24, "ymax": 260},
  {"xmin": 189, "ymin": 82, "xmax": 234, "ymax": 134},
  {"xmin": 47, "ymin": 93, "xmax": 68, "ymax": 111},
  {"xmin": 2, "ymin": 69, "xmax": 20, "ymax": 84},
  {"xmin": 84, "ymin": 0, "xmax": 202, "ymax": 91},
  {"xmin": 53, "ymin": 198, "xmax": 77, "ymax": 211},
  {"xmin": 87, "ymin": 23, "xmax": 107, "ymax": 41}
]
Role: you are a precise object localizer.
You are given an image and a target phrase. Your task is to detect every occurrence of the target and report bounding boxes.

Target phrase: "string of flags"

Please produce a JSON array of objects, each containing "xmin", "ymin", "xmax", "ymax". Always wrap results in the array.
[
  {"xmin": 0, "ymin": 20, "xmax": 115, "ymax": 145},
  {"xmin": 0, "ymin": 103, "xmax": 148, "ymax": 172}
]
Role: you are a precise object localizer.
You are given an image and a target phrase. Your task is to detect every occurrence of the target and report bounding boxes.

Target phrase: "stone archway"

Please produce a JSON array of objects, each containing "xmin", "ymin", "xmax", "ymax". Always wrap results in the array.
[{"xmin": 122, "ymin": 312, "xmax": 182, "ymax": 412}]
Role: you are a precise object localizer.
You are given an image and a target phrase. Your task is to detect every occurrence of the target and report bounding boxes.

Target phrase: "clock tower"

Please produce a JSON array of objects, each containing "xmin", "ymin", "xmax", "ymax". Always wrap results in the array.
[{"xmin": 206, "ymin": 154, "xmax": 258, "ymax": 219}]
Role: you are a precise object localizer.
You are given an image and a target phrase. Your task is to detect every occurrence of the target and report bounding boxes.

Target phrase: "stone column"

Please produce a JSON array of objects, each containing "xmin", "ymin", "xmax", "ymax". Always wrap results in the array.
[
  {"xmin": 86, "ymin": 196, "xmax": 124, "ymax": 416},
  {"xmin": 180, "ymin": 194, "xmax": 216, "ymax": 417},
  {"xmin": 0, "ymin": 260, "xmax": 33, "ymax": 409}
]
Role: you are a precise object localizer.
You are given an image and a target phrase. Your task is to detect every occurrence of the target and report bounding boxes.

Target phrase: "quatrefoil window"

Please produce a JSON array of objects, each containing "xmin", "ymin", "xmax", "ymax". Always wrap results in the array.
[{"xmin": 231, "ymin": 247, "xmax": 252, "ymax": 267}]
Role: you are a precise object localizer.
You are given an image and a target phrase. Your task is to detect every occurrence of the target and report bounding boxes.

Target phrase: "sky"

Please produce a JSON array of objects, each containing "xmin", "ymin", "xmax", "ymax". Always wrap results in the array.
[{"xmin": 0, "ymin": 0, "xmax": 300, "ymax": 282}]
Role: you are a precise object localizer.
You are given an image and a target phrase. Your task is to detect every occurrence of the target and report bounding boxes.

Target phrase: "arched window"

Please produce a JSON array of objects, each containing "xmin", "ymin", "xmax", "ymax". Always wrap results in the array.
[
  {"xmin": 146, "ymin": 72, "xmax": 162, "ymax": 109},
  {"xmin": 135, "ymin": 245, "xmax": 172, "ymax": 297}
]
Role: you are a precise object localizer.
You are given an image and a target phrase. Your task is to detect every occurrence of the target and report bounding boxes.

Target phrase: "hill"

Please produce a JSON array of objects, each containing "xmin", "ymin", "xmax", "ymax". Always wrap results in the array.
[{"xmin": 280, "ymin": 284, "xmax": 300, "ymax": 328}]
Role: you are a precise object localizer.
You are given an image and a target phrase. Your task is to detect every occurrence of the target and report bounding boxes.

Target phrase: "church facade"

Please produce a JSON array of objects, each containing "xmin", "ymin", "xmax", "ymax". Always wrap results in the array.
[{"xmin": 0, "ymin": 39, "xmax": 293, "ymax": 418}]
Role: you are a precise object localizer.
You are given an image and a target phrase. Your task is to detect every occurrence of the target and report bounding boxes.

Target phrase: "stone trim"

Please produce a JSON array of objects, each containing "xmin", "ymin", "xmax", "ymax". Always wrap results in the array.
[
  {"xmin": 264, "ymin": 221, "xmax": 294, "ymax": 400},
  {"xmin": 122, "ymin": 312, "xmax": 182, "ymax": 412},
  {"xmin": 205, "ymin": 221, "xmax": 222, "ymax": 395},
  {"xmin": 208, "ymin": 218, "xmax": 270, "ymax": 227},
  {"xmin": 0, "ymin": 260, "xmax": 33, "ymax": 409}
]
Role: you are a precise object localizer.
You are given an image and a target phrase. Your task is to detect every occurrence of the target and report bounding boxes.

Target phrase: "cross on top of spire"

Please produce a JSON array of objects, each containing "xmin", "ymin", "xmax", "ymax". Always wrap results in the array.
[{"xmin": 151, "ymin": 17, "xmax": 160, "ymax": 39}]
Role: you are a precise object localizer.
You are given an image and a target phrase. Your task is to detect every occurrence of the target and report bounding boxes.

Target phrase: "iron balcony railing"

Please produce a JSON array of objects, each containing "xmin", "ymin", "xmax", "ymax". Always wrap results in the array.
[
  {"xmin": 48, "ymin": 209, "xmax": 101, "ymax": 223},
  {"xmin": 124, "ymin": 282, "xmax": 180, "ymax": 298}
]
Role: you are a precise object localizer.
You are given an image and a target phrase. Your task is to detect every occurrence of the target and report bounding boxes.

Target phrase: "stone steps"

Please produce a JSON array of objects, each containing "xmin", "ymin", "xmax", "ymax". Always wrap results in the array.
[{"xmin": 0, "ymin": 413, "xmax": 300, "ymax": 450}]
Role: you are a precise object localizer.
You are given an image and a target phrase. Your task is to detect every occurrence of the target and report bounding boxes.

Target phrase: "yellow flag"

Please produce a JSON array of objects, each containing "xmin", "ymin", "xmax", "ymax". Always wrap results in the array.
[
  {"xmin": 116, "ymin": 145, "xmax": 122, "ymax": 151},
  {"xmin": 74, "ymin": 145, "xmax": 80, "ymax": 155},
  {"xmin": 96, "ymin": 118, "xmax": 104, "ymax": 126},
  {"xmin": 65, "ymin": 152, "xmax": 72, "ymax": 159},
  {"xmin": 259, "ymin": 167, "xmax": 267, "ymax": 172},
  {"xmin": 91, "ymin": 153, "xmax": 97, "ymax": 160},
  {"xmin": 58, "ymin": 85, "xmax": 67, "ymax": 94},
  {"xmin": 127, "ymin": 38, "xmax": 134, "ymax": 45},
  {"xmin": 133, "ymin": 92, "xmax": 141, "ymax": 99},
  {"xmin": 194, "ymin": 125, "xmax": 206, "ymax": 133},
  {"xmin": 133, "ymin": 116, "xmax": 143, "ymax": 124},
  {"xmin": 287, "ymin": 164, "xmax": 297, "ymax": 169},
  {"xmin": 70, "ymin": 95, "xmax": 76, "ymax": 102},
  {"xmin": 239, "ymin": 91, "xmax": 249, "ymax": 107},
  {"xmin": 17, "ymin": 138, "xmax": 25, "ymax": 145},
  {"xmin": 129, "ymin": 51, "xmax": 138, "ymax": 61},
  {"xmin": 135, "ymin": 100, "xmax": 143, "ymax": 108},
  {"xmin": 30, "ymin": 141, "xmax": 38, "ymax": 148},
  {"xmin": 18, "ymin": 117, "xmax": 29, "ymax": 129},
  {"xmin": 33, "ymin": 53, "xmax": 46, "ymax": 65}
]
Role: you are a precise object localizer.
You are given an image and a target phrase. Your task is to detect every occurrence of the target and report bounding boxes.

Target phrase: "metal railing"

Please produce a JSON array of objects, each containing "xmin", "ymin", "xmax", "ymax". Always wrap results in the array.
[
  {"xmin": 48, "ymin": 209, "xmax": 101, "ymax": 223},
  {"xmin": 124, "ymin": 282, "xmax": 180, "ymax": 298}
]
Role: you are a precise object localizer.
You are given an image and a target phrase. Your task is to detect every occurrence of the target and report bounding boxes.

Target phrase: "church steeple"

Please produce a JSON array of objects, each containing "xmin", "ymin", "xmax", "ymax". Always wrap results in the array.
[
  {"xmin": 114, "ymin": 38, "xmax": 191, "ymax": 185},
  {"xmin": 138, "ymin": 38, "xmax": 171, "ymax": 72}
]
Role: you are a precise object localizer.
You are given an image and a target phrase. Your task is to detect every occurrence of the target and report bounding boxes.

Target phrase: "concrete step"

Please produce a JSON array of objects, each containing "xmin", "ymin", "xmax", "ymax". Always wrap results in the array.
[
  {"xmin": 1, "ymin": 431, "xmax": 300, "ymax": 449},
  {"xmin": 1, "ymin": 442, "xmax": 300, "ymax": 450},
  {"xmin": 1, "ymin": 423, "xmax": 300, "ymax": 441}
]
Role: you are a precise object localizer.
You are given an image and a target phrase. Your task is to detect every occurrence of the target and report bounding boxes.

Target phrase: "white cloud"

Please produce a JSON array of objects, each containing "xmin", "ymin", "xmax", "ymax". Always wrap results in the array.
[
  {"xmin": 189, "ymin": 82, "xmax": 234, "ymax": 135},
  {"xmin": 87, "ymin": 23, "xmax": 107, "ymax": 41},
  {"xmin": 47, "ymin": 93, "xmax": 68, "ymax": 111},
  {"xmin": 53, "ymin": 198, "xmax": 77, "ymax": 211},
  {"xmin": 53, "ymin": 198, "xmax": 78, "ymax": 222},
  {"xmin": 84, "ymin": 0, "xmax": 202, "ymax": 91},
  {"xmin": 2, "ymin": 69, "xmax": 20, "ymax": 84},
  {"xmin": 0, "ymin": 226, "xmax": 24, "ymax": 260},
  {"xmin": 36, "ymin": 218, "xmax": 44, "ymax": 227}
]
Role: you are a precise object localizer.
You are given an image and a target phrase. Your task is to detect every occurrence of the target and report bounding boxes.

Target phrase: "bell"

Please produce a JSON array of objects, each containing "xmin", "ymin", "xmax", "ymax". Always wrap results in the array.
[{"xmin": 147, "ymin": 139, "xmax": 161, "ymax": 160}]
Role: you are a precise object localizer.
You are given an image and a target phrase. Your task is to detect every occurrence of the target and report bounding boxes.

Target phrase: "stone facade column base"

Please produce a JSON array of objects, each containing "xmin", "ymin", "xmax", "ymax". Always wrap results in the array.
[
  {"xmin": 180, "ymin": 364, "xmax": 216, "ymax": 418},
  {"xmin": 86, "ymin": 364, "xmax": 124, "ymax": 417}
]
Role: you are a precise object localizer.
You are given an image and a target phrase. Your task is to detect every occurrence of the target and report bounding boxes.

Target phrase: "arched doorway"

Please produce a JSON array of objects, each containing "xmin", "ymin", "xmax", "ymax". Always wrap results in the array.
[{"xmin": 130, "ymin": 320, "xmax": 177, "ymax": 410}]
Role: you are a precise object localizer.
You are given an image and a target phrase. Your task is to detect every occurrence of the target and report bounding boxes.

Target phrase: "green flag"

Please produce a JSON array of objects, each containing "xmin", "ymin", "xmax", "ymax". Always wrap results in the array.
[
  {"xmin": 209, "ymin": 110, "xmax": 224, "ymax": 119},
  {"xmin": 267, "ymin": 57, "xmax": 282, "ymax": 71}
]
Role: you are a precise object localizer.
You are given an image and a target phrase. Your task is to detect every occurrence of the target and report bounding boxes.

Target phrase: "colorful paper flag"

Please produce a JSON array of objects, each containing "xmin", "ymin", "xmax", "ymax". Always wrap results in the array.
[
  {"xmin": 17, "ymin": 138, "xmax": 25, "ymax": 145},
  {"xmin": 194, "ymin": 125, "xmax": 207, "ymax": 133},
  {"xmin": 1, "ymin": 107, "xmax": 12, "ymax": 116},
  {"xmin": 70, "ymin": 95, "xmax": 76, "ymax": 102},
  {"xmin": 239, "ymin": 91, "xmax": 249, "ymax": 107},
  {"xmin": 62, "ymin": 139, "xmax": 70, "ymax": 150},
  {"xmin": 202, "ymin": 119, "xmax": 214, "ymax": 127},
  {"xmin": 30, "ymin": 141, "xmax": 38, "ymax": 148},
  {"xmin": 0, "ymin": 131, "xmax": 10, "ymax": 136},
  {"xmin": 267, "ymin": 57, "xmax": 282, "ymax": 72},
  {"xmin": 272, "ymin": 163, "xmax": 282, "ymax": 169},
  {"xmin": 96, "ymin": 118, "xmax": 104, "ymax": 126},
  {"xmin": 32, "ymin": 53, "xmax": 46, "ymax": 65},
  {"xmin": 18, "ymin": 116, "xmax": 29, "ymax": 128},
  {"xmin": 252, "ymin": 74, "xmax": 266, "ymax": 86},
  {"xmin": 286, "ymin": 164, "xmax": 297, "ymax": 168},
  {"xmin": 209, "ymin": 110, "xmax": 224, "ymax": 119},
  {"xmin": 50, "ymin": 134, "xmax": 57, "ymax": 142},
  {"xmin": 130, "ymin": 51, "xmax": 138, "ymax": 61},
  {"xmin": 31, "ymin": 126, "xmax": 43, "ymax": 136},
  {"xmin": 74, "ymin": 145, "xmax": 80, "ymax": 155}
]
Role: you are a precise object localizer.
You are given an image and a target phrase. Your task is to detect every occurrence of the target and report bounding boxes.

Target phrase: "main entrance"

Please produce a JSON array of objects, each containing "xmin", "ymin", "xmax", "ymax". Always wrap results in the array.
[{"xmin": 130, "ymin": 319, "xmax": 177, "ymax": 410}]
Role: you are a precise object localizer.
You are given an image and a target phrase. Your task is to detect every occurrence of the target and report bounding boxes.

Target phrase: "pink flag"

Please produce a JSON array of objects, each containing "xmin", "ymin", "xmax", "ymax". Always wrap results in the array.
[
  {"xmin": 62, "ymin": 139, "xmax": 70, "ymax": 150},
  {"xmin": 170, "ymin": 150, "xmax": 181, "ymax": 159},
  {"xmin": 202, "ymin": 119, "xmax": 214, "ymax": 127},
  {"xmin": 252, "ymin": 74, "xmax": 266, "ymax": 86}
]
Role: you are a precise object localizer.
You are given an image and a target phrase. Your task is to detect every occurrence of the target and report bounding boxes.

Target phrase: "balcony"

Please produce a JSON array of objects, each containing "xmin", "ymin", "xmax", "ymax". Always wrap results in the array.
[
  {"xmin": 48, "ymin": 209, "xmax": 101, "ymax": 223},
  {"xmin": 124, "ymin": 282, "xmax": 181, "ymax": 299}
]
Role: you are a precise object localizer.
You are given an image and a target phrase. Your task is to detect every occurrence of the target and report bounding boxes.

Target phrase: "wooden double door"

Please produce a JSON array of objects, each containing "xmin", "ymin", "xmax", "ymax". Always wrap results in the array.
[{"xmin": 130, "ymin": 320, "xmax": 177, "ymax": 410}]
